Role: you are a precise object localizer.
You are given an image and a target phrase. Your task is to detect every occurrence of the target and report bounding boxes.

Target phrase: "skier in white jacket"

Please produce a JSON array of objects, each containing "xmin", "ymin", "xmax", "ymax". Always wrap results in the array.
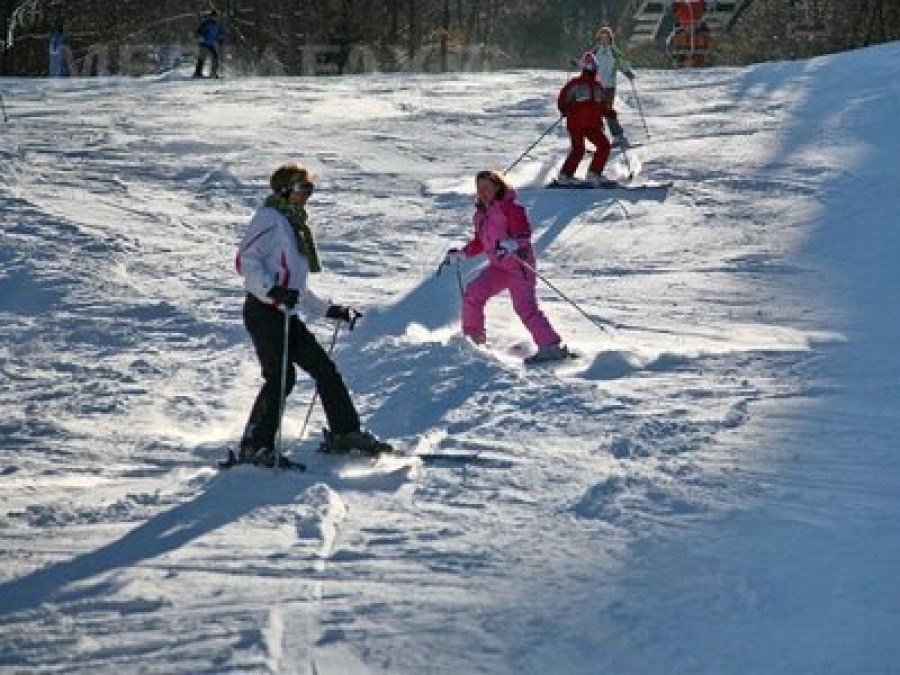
[
  {"xmin": 591, "ymin": 26, "xmax": 635, "ymax": 144},
  {"xmin": 592, "ymin": 26, "xmax": 635, "ymax": 105},
  {"xmin": 235, "ymin": 163, "xmax": 392, "ymax": 465}
]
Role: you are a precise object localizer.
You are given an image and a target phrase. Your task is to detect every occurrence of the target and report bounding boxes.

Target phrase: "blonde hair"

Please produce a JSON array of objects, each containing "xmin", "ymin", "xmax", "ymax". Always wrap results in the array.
[{"xmin": 596, "ymin": 26, "xmax": 615, "ymax": 43}]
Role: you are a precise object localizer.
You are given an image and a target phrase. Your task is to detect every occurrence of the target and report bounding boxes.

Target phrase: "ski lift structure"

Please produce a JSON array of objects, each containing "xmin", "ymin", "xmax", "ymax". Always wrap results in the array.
[
  {"xmin": 667, "ymin": 0, "xmax": 715, "ymax": 66},
  {"xmin": 623, "ymin": 0, "xmax": 750, "ymax": 67}
]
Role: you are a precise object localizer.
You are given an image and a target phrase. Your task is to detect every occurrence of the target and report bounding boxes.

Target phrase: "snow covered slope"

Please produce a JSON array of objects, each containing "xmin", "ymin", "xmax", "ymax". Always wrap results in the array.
[{"xmin": 1, "ymin": 42, "xmax": 898, "ymax": 673}]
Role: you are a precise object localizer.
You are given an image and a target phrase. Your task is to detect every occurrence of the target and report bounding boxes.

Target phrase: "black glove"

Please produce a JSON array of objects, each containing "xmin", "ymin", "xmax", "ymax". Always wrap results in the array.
[
  {"xmin": 267, "ymin": 285, "xmax": 299, "ymax": 309},
  {"xmin": 326, "ymin": 304, "xmax": 361, "ymax": 330}
]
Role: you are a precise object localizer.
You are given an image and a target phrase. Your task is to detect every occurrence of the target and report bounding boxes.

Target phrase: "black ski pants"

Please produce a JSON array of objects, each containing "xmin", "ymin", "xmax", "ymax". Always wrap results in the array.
[
  {"xmin": 242, "ymin": 294, "xmax": 359, "ymax": 451},
  {"xmin": 194, "ymin": 43, "xmax": 219, "ymax": 78}
]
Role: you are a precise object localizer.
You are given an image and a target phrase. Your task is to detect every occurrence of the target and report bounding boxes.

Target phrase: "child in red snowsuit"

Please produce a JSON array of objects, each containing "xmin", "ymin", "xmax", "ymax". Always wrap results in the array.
[
  {"xmin": 443, "ymin": 171, "xmax": 570, "ymax": 363},
  {"xmin": 556, "ymin": 52, "xmax": 622, "ymax": 186}
]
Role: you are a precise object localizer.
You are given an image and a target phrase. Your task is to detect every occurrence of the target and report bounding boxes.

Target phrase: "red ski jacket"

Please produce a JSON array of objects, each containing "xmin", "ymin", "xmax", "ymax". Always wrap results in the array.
[{"xmin": 557, "ymin": 72, "xmax": 615, "ymax": 130}]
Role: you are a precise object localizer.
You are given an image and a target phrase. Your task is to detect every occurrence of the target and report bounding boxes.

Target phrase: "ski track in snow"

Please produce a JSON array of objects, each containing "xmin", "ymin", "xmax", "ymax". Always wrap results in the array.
[{"xmin": 1, "ymin": 45, "xmax": 898, "ymax": 673}]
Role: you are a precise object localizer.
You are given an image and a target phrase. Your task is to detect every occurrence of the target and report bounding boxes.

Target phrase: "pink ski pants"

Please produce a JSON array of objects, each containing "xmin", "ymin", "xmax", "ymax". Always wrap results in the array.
[{"xmin": 462, "ymin": 263, "xmax": 560, "ymax": 348}]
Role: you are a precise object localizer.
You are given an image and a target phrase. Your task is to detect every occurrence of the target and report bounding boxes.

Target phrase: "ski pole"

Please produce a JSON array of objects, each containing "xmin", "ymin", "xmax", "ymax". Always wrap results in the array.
[
  {"xmin": 619, "ymin": 143, "xmax": 635, "ymax": 182},
  {"xmin": 515, "ymin": 256, "xmax": 612, "ymax": 334},
  {"xmin": 297, "ymin": 320, "xmax": 342, "ymax": 442},
  {"xmin": 437, "ymin": 257, "xmax": 465, "ymax": 299},
  {"xmin": 274, "ymin": 307, "xmax": 292, "ymax": 471},
  {"xmin": 504, "ymin": 116, "xmax": 563, "ymax": 174},
  {"xmin": 630, "ymin": 79, "xmax": 649, "ymax": 138}
]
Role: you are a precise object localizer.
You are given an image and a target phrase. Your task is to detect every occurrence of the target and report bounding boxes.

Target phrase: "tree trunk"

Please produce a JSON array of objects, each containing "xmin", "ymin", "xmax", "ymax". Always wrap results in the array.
[
  {"xmin": 388, "ymin": 0, "xmax": 399, "ymax": 43},
  {"xmin": 408, "ymin": 0, "xmax": 419, "ymax": 64},
  {"xmin": 441, "ymin": 0, "xmax": 450, "ymax": 72}
]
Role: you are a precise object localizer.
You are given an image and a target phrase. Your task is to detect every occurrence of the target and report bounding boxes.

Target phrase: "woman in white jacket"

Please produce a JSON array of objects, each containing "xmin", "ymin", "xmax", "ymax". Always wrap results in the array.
[
  {"xmin": 592, "ymin": 26, "xmax": 635, "ymax": 104},
  {"xmin": 235, "ymin": 163, "xmax": 391, "ymax": 465},
  {"xmin": 592, "ymin": 26, "xmax": 634, "ymax": 144}
]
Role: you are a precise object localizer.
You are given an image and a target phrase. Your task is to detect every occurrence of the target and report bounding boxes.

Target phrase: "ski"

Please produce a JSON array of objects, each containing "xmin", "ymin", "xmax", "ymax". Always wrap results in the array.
[
  {"xmin": 313, "ymin": 449, "xmax": 389, "ymax": 465},
  {"xmin": 412, "ymin": 452, "xmax": 515, "ymax": 469},
  {"xmin": 317, "ymin": 445, "xmax": 389, "ymax": 459},
  {"xmin": 547, "ymin": 178, "xmax": 672, "ymax": 190},
  {"xmin": 217, "ymin": 438, "xmax": 516, "ymax": 473},
  {"xmin": 305, "ymin": 448, "xmax": 419, "ymax": 480}
]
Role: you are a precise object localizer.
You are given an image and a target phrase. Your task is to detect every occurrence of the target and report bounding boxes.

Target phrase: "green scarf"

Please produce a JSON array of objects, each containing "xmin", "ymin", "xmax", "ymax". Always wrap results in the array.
[{"xmin": 265, "ymin": 195, "xmax": 322, "ymax": 273}]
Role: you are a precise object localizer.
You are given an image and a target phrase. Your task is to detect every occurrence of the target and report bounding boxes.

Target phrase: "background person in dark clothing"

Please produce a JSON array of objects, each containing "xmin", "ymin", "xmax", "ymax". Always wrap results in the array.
[
  {"xmin": 48, "ymin": 23, "xmax": 67, "ymax": 77},
  {"xmin": 194, "ymin": 11, "xmax": 221, "ymax": 78}
]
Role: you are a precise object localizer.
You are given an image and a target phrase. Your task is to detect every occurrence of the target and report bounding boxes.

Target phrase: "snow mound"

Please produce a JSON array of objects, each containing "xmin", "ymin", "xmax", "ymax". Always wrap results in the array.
[{"xmin": 578, "ymin": 349, "xmax": 644, "ymax": 380}]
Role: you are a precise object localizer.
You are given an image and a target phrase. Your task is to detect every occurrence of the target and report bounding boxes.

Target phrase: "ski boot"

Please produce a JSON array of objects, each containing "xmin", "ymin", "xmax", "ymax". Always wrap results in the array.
[
  {"xmin": 555, "ymin": 172, "xmax": 580, "ymax": 186},
  {"xmin": 219, "ymin": 440, "xmax": 305, "ymax": 471},
  {"xmin": 248, "ymin": 446, "xmax": 306, "ymax": 470},
  {"xmin": 524, "ymin": 342, "xmax": 574, "ymax": 365},
  {"xmin": 320, "ymin": 429, "xmax": 394, "ymax": 457},
  {"xmin": 587, "ymin": 171, "xmax": 618, "ymax": 188}
]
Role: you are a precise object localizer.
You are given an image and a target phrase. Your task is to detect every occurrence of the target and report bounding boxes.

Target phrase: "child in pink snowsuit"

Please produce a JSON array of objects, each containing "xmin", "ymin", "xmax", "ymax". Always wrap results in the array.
[{"xmin": 444, "ymin": 171, "xmax": 568, "ymax": 361}]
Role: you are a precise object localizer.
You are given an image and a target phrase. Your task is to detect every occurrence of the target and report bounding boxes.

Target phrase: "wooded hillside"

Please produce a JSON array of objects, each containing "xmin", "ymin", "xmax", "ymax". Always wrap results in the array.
[{"xmin": 1, "ymin": 0, "xmax": 897, "ymax": 76}]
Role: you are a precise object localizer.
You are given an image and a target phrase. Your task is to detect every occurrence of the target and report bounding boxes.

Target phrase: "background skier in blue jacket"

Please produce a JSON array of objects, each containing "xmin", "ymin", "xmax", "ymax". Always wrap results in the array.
[
  {"xmin": 48, "ymin": 23, "xmax": 67, "ymax": 77},
  {"xmin": 194, "ymin": 11, "xmax": 221, "ymax": 78}
]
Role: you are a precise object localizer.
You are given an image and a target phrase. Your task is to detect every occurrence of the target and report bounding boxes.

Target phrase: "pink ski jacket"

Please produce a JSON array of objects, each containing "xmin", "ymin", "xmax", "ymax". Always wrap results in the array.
[{"xmin": 462, "ymin": 190, "xmax": 535, "ymax": 272}]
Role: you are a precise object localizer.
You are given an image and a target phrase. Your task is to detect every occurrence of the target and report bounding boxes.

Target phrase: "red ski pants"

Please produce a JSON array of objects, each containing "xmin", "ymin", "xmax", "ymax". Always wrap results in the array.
[{"xmin": 561, "ymin": 125, "xmax": 611, "ymax": 177}]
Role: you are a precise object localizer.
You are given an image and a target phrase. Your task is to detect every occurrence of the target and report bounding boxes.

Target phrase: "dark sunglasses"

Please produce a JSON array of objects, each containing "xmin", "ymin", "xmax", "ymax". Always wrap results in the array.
[
  {"xmin": 282, "ymin": 179, "xmax": 315, "ymax": 197},
  {"xmin": 292, "ymin": 181, "xmax": 315, "ymax": 195}
]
